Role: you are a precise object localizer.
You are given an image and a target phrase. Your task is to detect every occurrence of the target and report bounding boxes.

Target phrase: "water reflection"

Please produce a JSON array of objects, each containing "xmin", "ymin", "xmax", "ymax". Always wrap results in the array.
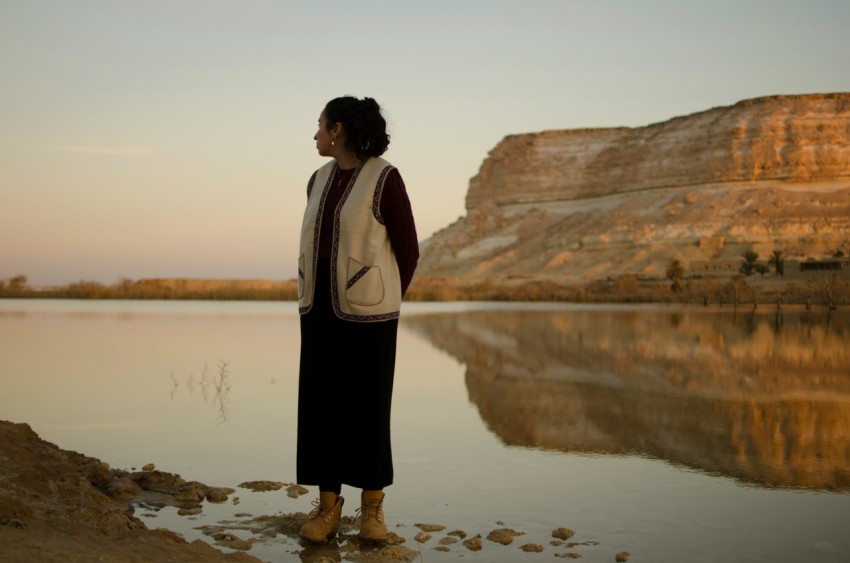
[
  {"xmin": 169, "ymin": 360, "xmax": 232, "ymax": 424},
  {"xmin": 404, "ymin": 307, "xmax": 850, "ymax": 491}
]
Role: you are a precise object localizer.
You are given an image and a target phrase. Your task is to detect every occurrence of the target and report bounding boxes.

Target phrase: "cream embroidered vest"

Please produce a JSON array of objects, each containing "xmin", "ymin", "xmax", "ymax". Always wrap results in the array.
[{"xmin": 298, "ymin": 157, "xmax": 402, "ymax": 322}]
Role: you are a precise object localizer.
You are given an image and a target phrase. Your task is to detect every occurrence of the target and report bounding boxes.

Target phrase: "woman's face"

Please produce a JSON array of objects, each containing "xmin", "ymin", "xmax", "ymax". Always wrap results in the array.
[{"xmin": 314, "ymin": 112, "xmax": 334, "ymax": 157}]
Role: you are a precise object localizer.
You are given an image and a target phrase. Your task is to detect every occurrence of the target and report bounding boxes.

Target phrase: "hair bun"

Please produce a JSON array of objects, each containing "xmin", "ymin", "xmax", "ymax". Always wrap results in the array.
[
  {"xmin": 323, "ymin": 96, "xmax": 390, "ymax": 159},
  {"xmin": 360, "ymin": 97, "xmax": 381, "ymax": 115}
]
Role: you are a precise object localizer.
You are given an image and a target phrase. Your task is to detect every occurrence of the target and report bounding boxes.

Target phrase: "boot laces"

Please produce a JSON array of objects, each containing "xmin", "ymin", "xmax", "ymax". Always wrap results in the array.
[
  {"xmin": 356, "ymin": 499, "xmax": 384, "ymax": 523},
  {"xmin": 307, "ymin": 497, "xmax": 337, "ymax": 523}
]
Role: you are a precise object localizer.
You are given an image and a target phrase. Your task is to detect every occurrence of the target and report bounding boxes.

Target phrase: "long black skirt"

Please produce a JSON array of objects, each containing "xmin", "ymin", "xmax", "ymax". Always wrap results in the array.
[{"xmin": 296, "ymin": 259, "xmax": 397, "ymax": 490}]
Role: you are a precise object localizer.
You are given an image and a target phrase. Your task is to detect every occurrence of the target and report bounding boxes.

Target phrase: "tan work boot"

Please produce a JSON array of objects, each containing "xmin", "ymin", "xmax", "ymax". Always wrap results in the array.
[
  {"xmin": 358, "ymin": 490, "xmax": 388, "ymax": 542},
  {"xmin": 299, "ymin": 492, "xmax": 344, "ymax": 543}
]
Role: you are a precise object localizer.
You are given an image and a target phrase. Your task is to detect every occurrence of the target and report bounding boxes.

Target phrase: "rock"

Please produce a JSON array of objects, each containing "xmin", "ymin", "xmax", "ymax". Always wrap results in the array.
[
  {"xmin": 487, "ymin": 528, "xmax": 525, "ymax": 545},
  {"xmin": 551, "ymin": 540, "xmax": 564, "ymax": 546},
  {"xmin": 447, "ymin": 529, "xmax": 467, "ymax": 539},
  {"xmin": 106, "ymin": 477, "xmax": 139, "ymax": 499},
  {"xmin": 568, "ymin": 541, "xmax": 600, "ymax": 547},
  {"xmin": 238, "ymin": 481, "xmax": 284, "ymax": 493},
  {"xmin": 164, "ymin": 481, "xmax": 234, "ymax": 503},
  {"xmin": 462, "ymin": 534, "xmax": 483, "ymax": 552},
  {"xmin": 434, "ymin": 546, "xmax": 450, "ymax": 552},
  {"xmin": 131, "ymin": 470, "xmax": 185, "ymax": 494},
  {"xmin": 178, "ymin": 506, "xmax": 202, "ymax": 516},
  {"xmin": 226, "ymin": 540, "xmax": 252, "ymax": 552},
  {"xmin": 439, "ymin": 536, "xmax": 458, "ymax": 545},
  {"xmin": 142, "ymin": 463, "xmax": 155, "ymax": 472},
  {"xmin": 413, "ymin": 531, "xmax": 431, "ymax": 543},
  {"xmin": 384, "ymin": 531, "xmax": 407, "ymax": 546},
  {"xmin": 174, "ymin": 482, "xmax": 206, "ymax": 502},
  {"xmin": 206, "ymin": 487, "xmax": 235, "ymax": 502},
  {"xmin": 615, "ymin": 551, "xmax": 631, "ymax": 562},
  {"xmin": 521, "ymin": 543, "xmax": 544, "ymax": 552},
  {"xmin": 555, "ymin": 553, "xmax": 582, "ymax": 559},
  {"xmin": 343, "ymin": 531, "xmax": 407, "ymax": 549},
  {"xmin": 212, "ymin": 532, "xmax": 252, "ymax": 551},
  {"xmin": 285, "ymin": 484, "xmax": 309, "ymax": 498},
  {"xmin": 340, "ymin": 543, "xmax": 418, "ymax": 562},
  {"xmin": 414, "ymin": 523, "xmax": 445, "ymax": 532},
  {"xmin": 553, "ymin": 527, "xmax": 576, "ymax": 540}
]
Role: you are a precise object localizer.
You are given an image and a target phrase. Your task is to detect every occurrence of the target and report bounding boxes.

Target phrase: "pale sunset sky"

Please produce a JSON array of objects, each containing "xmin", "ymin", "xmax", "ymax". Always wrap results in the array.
[{"xmin": 2, "ymin": 0, "xmax": 849, "ymax": 286}]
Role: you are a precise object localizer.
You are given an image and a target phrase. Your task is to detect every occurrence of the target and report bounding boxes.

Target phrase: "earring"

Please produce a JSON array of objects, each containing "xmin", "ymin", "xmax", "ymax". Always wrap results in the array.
[{"xmin": 331, "ymin": 137, "xmax": 336, "ymax": 146}]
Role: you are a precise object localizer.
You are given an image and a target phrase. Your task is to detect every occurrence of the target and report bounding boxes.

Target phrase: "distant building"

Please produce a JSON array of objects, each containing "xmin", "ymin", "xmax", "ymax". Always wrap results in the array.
[
  {"xmin": 689, "ymin": 259, "xmax": 744, "ymax": 276},
  {"xmin": 688, "ymin": 258, "xmax": 850, "ymax": 281},
  {"xmin": 785, "ymin": 259, "xmax": 850, "ymax": 281}
]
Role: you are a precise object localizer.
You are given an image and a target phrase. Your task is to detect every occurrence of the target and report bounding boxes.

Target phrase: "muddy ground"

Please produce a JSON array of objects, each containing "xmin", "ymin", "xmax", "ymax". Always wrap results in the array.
[{"xmin": 0, "ymin": 420, "xmax": 624, "ymax": 562}]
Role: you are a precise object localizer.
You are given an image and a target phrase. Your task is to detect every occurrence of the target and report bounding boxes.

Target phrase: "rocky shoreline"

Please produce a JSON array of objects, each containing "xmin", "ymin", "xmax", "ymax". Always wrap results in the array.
[
  {"xmin": 0, "ymin": 420, "xmax": 627, "ymax": 562},
  {"xmin": 0, "ymin": 420, "xmax": 258, "ymax": 562}
]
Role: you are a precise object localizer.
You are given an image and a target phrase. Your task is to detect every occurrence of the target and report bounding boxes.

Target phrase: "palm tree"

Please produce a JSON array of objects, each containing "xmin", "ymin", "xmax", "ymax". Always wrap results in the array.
[
  {"xmin": 768, "ymin": 250, "xmax": 784, "ymax": 276},
  {"xmin": 666, "ymin": 259, "xmax": 685, "ymax": 292},
  {"xmin": 740, "ymin": 251, "xmax": 759, "ymax": 276}
]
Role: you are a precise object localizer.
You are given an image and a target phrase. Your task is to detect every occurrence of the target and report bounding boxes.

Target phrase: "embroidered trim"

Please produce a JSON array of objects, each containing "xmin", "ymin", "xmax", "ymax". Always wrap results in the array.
[
  {"xmin": 346, "ymin": 265, "xmax": 371, "ymax": 289},
  {"xmin": 299, "ymin": 163, "xmax": 336, "ymax": 315},
  {"xmin": 372, "ymin": 166, "xmax": 394, "ymax": 225},
  {"xmin": 306, "ymin": 170, "xmax": 318, "ymax": 199},
  {"xmin": 329, "ymin": 162, "xmax": 363, "ymax": 318}
]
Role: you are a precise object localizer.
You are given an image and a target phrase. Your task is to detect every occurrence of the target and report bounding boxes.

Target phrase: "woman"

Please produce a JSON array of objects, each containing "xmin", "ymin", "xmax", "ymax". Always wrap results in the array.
[{"xmin": 296, "ymin": 96, "xmax": 418, "ymax": 544}]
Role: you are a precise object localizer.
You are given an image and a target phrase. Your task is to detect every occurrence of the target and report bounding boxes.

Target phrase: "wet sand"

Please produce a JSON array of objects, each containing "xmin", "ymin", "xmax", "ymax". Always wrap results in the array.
[{"xmin": 0, "ymin": 420, "xmax": 613, "ymax": 562}]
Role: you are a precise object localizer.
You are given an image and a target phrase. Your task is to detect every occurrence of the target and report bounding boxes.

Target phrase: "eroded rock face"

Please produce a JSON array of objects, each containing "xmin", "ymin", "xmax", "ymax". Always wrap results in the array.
[
  {"xmin": 467, "ymin": 94, "xmax": 850, "ymax": 208},
  {"xmin": 419, "ymin": 94, "xmax": 850, "ymax": 284}
]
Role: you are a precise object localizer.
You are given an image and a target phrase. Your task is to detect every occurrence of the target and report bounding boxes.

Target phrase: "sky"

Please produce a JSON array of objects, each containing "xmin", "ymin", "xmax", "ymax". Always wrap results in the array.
[{"xmin": 2, "ymin": 0, "xmax": 849, "ymax": 286}]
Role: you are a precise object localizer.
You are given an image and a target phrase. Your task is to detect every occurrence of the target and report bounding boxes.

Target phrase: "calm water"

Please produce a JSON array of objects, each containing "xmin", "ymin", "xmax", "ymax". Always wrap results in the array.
[{"xmin": 1, "ymin": 299, "xmax": 849, "ymax": 562}]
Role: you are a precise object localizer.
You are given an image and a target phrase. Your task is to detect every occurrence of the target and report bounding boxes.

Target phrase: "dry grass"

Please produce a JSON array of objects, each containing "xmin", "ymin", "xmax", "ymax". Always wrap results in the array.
[
  {"xmin": 0, "ymin": 277, "xmax": 298, "ymax": 301},
  {"xmin": 3, "ymin": 274, "xmax": 848, "ymax": 307}
]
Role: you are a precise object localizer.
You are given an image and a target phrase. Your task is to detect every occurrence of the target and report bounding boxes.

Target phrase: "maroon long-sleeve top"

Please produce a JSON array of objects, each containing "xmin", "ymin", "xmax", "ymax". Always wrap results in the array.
[{"xmin": 311, "ymin": 164, "xmax": 419, "ymax": 295}]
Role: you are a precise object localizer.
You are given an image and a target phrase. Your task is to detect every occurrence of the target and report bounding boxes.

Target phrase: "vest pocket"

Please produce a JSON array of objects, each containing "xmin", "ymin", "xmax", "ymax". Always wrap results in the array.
[
  {"xmin": 345, "ymin": 257, "xmax": 385, "ymax": 306},
  {"xmin": 297, "ymin": 254, "xmax": 305, "ymax": 299}
]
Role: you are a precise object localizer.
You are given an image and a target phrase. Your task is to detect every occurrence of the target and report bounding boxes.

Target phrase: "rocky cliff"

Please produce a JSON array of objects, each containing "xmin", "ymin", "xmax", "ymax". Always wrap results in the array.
[{"xmin": 417, "ymin": 93, "xmax": 850, "ymax": 286}]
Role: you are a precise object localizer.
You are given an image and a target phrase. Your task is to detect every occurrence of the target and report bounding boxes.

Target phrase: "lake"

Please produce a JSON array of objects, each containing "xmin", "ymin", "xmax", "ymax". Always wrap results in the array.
[{"xmin": 1, "ymin": 299, "xmax": 848, "ymax": 562}]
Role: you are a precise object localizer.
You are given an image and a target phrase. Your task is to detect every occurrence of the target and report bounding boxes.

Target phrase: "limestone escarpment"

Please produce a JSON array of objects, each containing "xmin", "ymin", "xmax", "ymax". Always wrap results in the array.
[{"xmin": 418, "ymin": 94, "xmax": 850, "ymax": 285}]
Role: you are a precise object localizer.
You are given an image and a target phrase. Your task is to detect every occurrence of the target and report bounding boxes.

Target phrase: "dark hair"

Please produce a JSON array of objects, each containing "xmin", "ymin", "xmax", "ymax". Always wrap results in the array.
[{"xmin": 323, "ymin": 96, "xmax": 390, "ymax": 159}]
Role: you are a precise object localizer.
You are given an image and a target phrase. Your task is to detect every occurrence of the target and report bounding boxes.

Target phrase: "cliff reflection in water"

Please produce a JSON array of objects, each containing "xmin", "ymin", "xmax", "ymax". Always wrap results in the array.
[{"xmin": 403, "ymin": 307, "xmax": 850, "ymax": 491}]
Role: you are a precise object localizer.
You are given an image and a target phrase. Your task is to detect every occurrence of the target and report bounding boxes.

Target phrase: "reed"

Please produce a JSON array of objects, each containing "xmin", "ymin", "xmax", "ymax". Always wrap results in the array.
[{"xmin": 0, "ymin": 277, "xmax": 299, "ymax": 301}]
